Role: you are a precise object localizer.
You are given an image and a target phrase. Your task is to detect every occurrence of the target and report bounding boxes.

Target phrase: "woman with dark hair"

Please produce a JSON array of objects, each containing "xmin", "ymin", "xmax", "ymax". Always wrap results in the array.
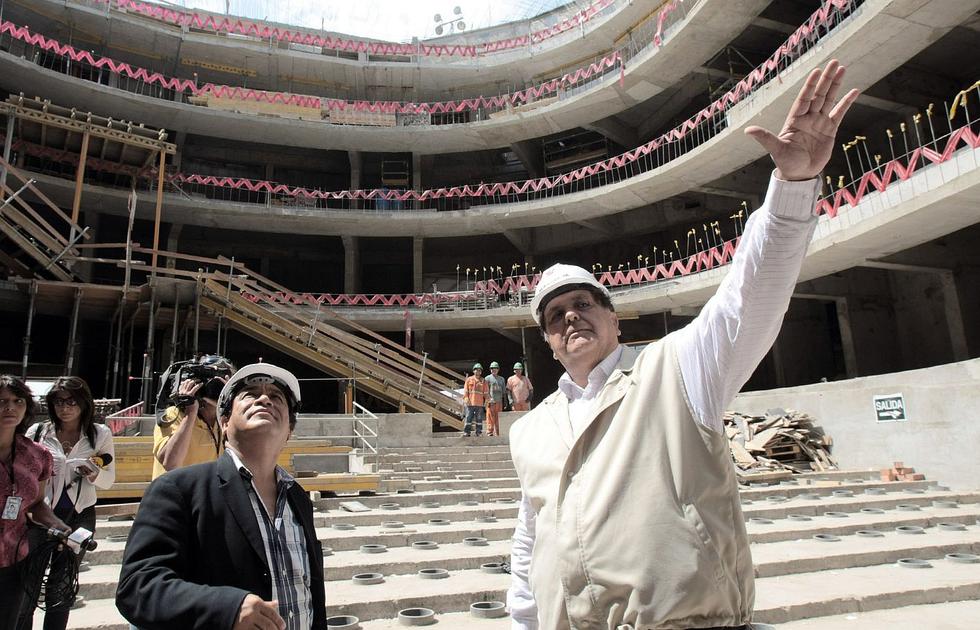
[
  {"xmin": 0, "ymin": 375, "xmax": 69, "ymax": 629},
  {"xmin": 18, "ymin": 376, "xmax": 115, "ymax": 630}
]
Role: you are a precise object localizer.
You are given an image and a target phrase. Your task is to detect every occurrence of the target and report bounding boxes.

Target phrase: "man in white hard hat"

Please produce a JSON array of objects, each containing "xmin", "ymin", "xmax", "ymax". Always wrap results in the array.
[
  {"xmin": 118, "ymin": 364, "xmax": 327, "ymax": 630},
  {"xmin": 507, "ymin": 60, "xmax": 859, "ymax": 629}
]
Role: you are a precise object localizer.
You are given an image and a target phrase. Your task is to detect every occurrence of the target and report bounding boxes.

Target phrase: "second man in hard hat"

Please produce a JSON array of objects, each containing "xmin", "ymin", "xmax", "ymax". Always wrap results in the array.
[{"xmin": 484, "ymin": 362, "xmax": 506, "ymax": 437}]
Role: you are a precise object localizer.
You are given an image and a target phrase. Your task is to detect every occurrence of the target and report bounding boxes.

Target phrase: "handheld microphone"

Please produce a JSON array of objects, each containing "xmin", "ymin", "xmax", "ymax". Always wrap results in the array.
[
  {"xmin": 46, "ymin": 527, "xmax": 98, "ymax": 552},
  {"xmin": 90, "ymin": 453, "xmax": 113, "ymax": 468}
]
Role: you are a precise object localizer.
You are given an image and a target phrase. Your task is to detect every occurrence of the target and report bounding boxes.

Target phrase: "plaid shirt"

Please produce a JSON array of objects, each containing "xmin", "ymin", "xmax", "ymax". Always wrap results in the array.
[{"xmin": 226, "ymin": 447, "xmax": 313, "ymax": 630}]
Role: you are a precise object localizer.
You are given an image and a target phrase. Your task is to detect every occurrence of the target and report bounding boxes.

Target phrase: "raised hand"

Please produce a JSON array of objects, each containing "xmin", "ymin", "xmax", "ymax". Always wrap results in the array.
[{"xmin": 745, "ymin": 59, "xmax": 860, "ymax": 181}]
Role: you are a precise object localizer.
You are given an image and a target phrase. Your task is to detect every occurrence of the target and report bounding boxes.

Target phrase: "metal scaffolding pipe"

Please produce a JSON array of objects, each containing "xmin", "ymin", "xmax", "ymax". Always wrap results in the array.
[
  {"xmin": 0, "ymin": 115, "xmax": 14, "ymax": 196},
  {"xmin": 64, "ymin": 287, "xmax": 83, "ymax": 375},
  {"xmin": 20, "ymin": 281, "xmax": 37, "ymax": 378},
  {"xmin": 141, "ymin": 283, "xmax": 157, "ymax": 407},
  {"xmin": 169, "ymin": 288, "xmax": 181, "ymax": 366},
  {"xmin": 193, "ymin": 276, "xmax": 201, "ymax": 356}
]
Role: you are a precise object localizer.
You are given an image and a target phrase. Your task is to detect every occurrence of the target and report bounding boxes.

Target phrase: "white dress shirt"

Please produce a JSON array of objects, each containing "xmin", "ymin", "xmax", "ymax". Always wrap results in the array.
[
  {"xmin": 507, "ymin": 172, "xmax": 821, "ymax": 629},
  {"xmin": 29, "ymin": 421, "xmax": 116, "ymax": 514}
]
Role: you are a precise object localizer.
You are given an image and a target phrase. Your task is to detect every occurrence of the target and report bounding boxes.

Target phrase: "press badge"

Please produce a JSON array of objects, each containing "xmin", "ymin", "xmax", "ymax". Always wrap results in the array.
[{"xmin": 2, "ymin": 495, "xmax": 22, "ymax": 520}]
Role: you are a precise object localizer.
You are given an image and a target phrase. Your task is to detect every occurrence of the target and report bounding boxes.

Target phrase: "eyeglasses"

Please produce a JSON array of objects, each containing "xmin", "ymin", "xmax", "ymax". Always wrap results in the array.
[{"xmin": 52, "ymin": 398, "xmax": 78, "ymax": 408}]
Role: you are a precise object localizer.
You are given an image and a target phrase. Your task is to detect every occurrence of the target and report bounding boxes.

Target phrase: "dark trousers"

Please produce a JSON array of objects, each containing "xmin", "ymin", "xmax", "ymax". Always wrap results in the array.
[
  {"xmin": 463, "ymin": 405, "xmax": 485, "ymax": 435},
  {"xmin": 0, "ymin": 561, "xmax": 29, "ymax": 629},
  {"xmin": 16, "ymin": 505, "xmax": 96, "ymax": 630}
]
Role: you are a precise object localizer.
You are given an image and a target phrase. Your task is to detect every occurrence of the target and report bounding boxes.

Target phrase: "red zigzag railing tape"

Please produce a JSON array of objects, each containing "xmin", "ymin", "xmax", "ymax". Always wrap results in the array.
[
  {"xmin": 96, "ymin": 0, "xmax": 617, "ymax": 57},
  {"xmin": 231, "ymin": 122, "xmax": 980, "ymax": 307},
  {"xmin": 0, "ymin": 18, "xmax": 634, "ymax": 113}
]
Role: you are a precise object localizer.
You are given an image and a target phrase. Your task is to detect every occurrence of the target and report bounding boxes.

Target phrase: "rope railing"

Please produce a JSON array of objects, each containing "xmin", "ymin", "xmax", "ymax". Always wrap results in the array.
[
  {"xmin": 0, "ymin": 0, "xmax": 696, "ymax": 125},
  {"xmin": 74, "ymin": 0, "xmax": 619, "ymax": 58}
]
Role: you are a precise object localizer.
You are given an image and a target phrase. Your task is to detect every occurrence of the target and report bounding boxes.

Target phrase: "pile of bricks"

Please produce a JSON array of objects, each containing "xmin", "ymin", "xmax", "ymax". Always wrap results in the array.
[{"xmin": 881, "ymin": 461, "xmax": 925, "ymax": 481}]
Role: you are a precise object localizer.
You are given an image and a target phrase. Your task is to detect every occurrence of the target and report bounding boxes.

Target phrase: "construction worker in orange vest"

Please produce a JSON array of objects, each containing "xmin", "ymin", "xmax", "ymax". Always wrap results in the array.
[
  {"xmin": 507, "ymin": 362, "xmax": 534, "ymax": 411},
  {"xmin": 463, "ymin": 363, "xmax": 489, "ymax": 436}
]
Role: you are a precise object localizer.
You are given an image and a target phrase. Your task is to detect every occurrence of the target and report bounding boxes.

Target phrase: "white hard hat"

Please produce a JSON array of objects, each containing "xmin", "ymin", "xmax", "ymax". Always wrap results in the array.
[
  {"xmin": 218, "ymin": 363, "xmax": 302, "ymax": 417},
  {"xmin": 530, "ymin": 263, "xmax": 609, "ymax": 326}
]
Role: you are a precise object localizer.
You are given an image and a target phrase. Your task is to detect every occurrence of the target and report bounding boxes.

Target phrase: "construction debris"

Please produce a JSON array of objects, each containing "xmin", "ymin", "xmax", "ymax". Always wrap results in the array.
[
  {"xmin": 724, "ymin": 408, "xmax": 838, "ymax": 476},
  {"xmin": 881, "ymin": 461, "xmax": 926, "ymax": 482}
]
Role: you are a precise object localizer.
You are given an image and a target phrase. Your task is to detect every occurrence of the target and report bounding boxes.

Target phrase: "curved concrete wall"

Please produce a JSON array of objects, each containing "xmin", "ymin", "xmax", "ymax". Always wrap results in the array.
[
  {"xmin": 243, "ymin": 141, "xmax": 980, "ymax": 330},
  {"xmin": 13, "ymin": 0, "xmax": 973, "ymax": 235},
  {"xmin": 28, "ymin": 0, "xmax": 654, "ymax": 91},
  {"xmin": 0, "ymin": 0, "xmax": 766, "ymax": 153}
]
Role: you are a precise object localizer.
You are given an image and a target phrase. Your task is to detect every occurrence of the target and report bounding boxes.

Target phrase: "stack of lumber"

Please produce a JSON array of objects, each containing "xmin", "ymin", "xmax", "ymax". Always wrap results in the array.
[
  {"xmin": 881, "ymin": 461, "xmax": 925, "ymax": 481},
  {"xmin": 724, "ymin": 408, "xmax": 837, "ymax": 475}
]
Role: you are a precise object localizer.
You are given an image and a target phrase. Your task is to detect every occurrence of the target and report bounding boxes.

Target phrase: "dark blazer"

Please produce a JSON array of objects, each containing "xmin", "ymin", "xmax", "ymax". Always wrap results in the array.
[{"xmin": 116, "ymin": 452, "xmax": 326, "ymax": 630}]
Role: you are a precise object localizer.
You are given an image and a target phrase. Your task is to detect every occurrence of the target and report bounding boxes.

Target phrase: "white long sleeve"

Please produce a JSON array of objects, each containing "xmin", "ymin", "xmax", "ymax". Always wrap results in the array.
[
  {"xmin": 505, "ymin": 173, "xmax": 820, "ymax": 626},
  {"xmin": 507, "ymin": 493, "xmax": 538, "ymax": 630},
  {"xmin": 675, "ymin": 171, "xmax": 820, "ymax": 431}
]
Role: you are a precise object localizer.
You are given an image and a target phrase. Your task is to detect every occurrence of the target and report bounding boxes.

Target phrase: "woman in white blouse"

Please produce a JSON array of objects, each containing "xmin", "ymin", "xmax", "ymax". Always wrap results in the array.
[{"xmin": 19, "ymin": 376, "xmax": 115, "ymax": 630}]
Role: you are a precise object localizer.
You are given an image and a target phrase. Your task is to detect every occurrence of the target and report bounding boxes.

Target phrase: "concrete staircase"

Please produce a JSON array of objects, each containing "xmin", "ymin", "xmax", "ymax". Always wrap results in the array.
[{"xmin": 42, "ymin": 438, "xmax": 980, "ymax": 629}]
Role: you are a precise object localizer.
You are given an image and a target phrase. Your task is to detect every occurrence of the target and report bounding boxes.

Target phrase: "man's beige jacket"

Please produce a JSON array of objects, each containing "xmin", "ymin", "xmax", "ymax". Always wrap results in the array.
[{"xmin": 510, "ymin": 337, "xmax": 753, "ymax": 629}]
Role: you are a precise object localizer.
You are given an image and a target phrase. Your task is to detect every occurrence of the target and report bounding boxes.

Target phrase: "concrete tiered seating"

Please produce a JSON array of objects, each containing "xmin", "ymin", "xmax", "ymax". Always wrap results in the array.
[
  {"xmin": 41, "ymin": 439, "xmax": 980, "ymax": 629},
  {"xmin": 100, "ymin": 436, "xmax": 377, "ymax": 500}
]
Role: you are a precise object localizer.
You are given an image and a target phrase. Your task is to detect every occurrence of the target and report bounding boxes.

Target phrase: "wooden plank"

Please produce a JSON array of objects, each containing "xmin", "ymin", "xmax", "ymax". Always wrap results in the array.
[
  {"xmin": 202, "ymin": 284, "xmax": 438, "ymax": 403},
  {"xmin": 0, "ymin": 217, "xmax": 74, "ymax": 281},
  {"xmin": 203, "ymin": 292, "xmax": 463, "ymax": 429},
  {"xmin": 1, "ymin": 181, "xmax": 73, "ymax": 249},
  {"xmin": 214, "ymin": 260, "xmax": 463, "ymax": 385},
  {"xmin": 0, "ymin": 156, "xmax": 89, "ymax": 239}
]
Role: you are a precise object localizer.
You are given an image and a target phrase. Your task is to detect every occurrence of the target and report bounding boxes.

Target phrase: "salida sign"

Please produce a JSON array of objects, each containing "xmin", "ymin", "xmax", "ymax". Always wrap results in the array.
[{"xmin": 873, "ymin": 393, "xmax": 907, "ymax": 422}]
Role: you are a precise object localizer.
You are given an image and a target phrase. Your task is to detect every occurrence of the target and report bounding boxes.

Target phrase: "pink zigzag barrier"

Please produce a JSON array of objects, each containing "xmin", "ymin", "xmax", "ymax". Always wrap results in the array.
[
  {"xmin": 232, "ymin": 123, "xmax": 979, "ymax": 308},
  {"xmin": 0, "ymin": 19, "xmax": 627, "ymax": 115},
  {"xmin": 166, "ymin": 0, "xmax": 859, "ymax": 202},
  {"xmin": 99, "ymin": 0, "xmax": 618, "ymax": 57}
]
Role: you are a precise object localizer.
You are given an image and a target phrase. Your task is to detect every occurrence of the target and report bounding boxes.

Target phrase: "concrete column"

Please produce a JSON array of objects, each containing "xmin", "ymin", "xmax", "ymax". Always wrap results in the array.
[
  {"xmin": 165, "ymin": 223, "xmax": 183, "ymax": 269},
  {"xmin": 940, "ymin": 272, "xmax": 969, "ymax": 361},
  {"xmin": 349, "ymin": 151, "xmax": 362, "ymax": 210},
  {"xmin": 835, "ymin": 298, "xmax": 859, "ymax": 379},
  {"xmin": 172, "ymin": 131, "xmax": 186, "ymax": 172},
  {"xmin": 412, "ymin": 153, "xmax": 422, "ymax": 190},
  {"xmin": 412, "ymin": 153, "xmax": 423, "ymax": 211},
  {"xmin": 412, "ymin": 237, "xmax": 424, "ymax": 293},
  {"xmin": 342, "ymin": 235, "xmax": 360, "ymax": 294},
  {"xmin": 770, "ymin": 336, "xmax": 786, "ymax": 388},
  {"xmin": 265, "ymin": 163, "xmax": 275, "ymax": 182}
]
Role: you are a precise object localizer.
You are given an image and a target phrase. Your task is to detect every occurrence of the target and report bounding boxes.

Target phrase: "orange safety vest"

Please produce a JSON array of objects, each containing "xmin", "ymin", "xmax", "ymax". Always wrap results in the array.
[{"xmin": 463, "ymin": 375, "xmax": 489, "ymax": 406}]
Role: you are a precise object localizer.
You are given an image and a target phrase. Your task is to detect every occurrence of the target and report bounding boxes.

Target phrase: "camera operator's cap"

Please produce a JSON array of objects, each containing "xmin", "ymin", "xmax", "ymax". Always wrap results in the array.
[
  {"xmin": 217, "ymin": 363, "xmax": 302, "ymax": 414},
  {"xmin": 530, "ymin": 263, "xmax": 609, "ymax": 326}
]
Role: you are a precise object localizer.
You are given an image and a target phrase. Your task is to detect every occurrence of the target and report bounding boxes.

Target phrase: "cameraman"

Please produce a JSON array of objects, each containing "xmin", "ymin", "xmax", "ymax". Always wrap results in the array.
[{"xmin": 152, "ymin": 355, "xmax": 234, "ymax": 480}]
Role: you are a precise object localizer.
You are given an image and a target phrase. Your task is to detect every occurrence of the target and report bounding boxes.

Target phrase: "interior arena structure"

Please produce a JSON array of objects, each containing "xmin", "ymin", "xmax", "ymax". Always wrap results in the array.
[{"xmin": 1, "ymin": 0, "xmax": 980, "ymax": 626}]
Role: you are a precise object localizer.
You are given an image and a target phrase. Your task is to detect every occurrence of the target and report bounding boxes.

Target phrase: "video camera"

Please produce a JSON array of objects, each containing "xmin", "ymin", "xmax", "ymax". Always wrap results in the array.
[{"xmin": 155, "ymin": 356, "xmax": 234, "ymax": 424}]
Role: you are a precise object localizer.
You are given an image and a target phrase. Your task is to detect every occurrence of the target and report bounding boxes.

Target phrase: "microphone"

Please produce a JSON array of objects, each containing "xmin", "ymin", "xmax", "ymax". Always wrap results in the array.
[
  {"xmin": 47, "ymin": 527, "xmax": 98, "ymax": 552},
  {"xmin": 90, "ymin": 453, "xmax": 113, "ymax": 468}
]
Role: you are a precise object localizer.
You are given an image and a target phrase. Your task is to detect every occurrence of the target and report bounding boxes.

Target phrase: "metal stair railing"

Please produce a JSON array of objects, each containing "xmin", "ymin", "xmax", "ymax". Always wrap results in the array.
[{"xmin": 199, "ymin": 271, "xmax": 464, "ymax": 429}]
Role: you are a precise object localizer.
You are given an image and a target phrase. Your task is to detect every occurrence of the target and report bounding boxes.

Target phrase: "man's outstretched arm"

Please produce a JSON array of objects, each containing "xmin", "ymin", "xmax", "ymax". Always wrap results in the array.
[{"xmin": 676, "ymin": 60, "xmax": 859, "ymax": 430}]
